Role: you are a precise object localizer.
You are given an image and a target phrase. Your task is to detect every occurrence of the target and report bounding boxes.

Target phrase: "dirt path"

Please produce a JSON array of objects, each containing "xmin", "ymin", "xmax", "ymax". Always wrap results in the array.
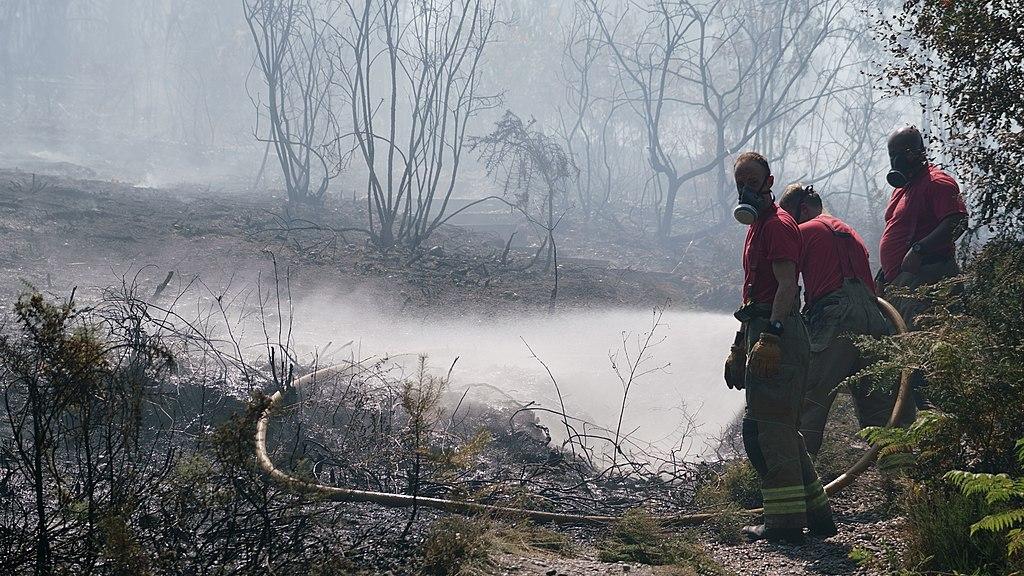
[{"xmin": 491, "ymin": 552, "xmax": 668, "ymax": 575}]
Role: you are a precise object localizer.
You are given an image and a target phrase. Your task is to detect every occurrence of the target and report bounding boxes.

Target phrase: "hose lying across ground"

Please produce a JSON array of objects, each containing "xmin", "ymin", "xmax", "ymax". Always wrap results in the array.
[{"xmin": 255, "ymin": 297, "xmax": 911, "ymax": 526}]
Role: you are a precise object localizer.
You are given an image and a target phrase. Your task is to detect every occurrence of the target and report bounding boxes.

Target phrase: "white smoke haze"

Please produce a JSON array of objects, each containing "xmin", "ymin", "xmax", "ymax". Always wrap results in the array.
[
  {"xmin": 0, "ymin": 1, "xmax": 925, "ymax": 230},
  {"xmin": 286, "ymin": 289, "xmax": 743, "ymax": 459}
]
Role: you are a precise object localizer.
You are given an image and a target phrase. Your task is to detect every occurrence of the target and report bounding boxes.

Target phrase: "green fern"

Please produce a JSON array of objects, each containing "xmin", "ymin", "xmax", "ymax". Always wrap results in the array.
[
  {"xmin": 970, "ymin": 509, "xmax": 1024, "ymax": 535},
  {"xmin": 945, "ymin": 471, "xmax": 1024, "ymax": 505},
  {"xmin": 944, "ymin": 436, "xmax": 1024, "ymax": 558},
  {"xmin": 859, "ymin": 409, "xmax": 945, "ymax": 460},
  {"xmin": 1008, "ymin": 528, "xmax": 1024, "ymax": 557}
]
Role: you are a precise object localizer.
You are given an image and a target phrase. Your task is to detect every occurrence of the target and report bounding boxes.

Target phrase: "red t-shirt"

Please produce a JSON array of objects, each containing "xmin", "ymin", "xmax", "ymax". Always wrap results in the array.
[
  {"xmin": 742, "ymin": 203, "xmax": 801, "ymax": 304},
  {"xmin": 799, "ymin": 214, "xmax": 876, "ymax": 306},
  {"xmin": 879, "ymin": 164, "xmax": 967, "ymax": 282}
]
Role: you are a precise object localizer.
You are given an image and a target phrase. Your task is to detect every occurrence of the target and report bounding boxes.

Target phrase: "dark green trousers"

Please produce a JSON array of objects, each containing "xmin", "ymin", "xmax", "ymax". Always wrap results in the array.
[
  {"xmin": 800, "ymin": 280, "xmax": 915, "ymax": 458},
  {"xmin": 883, "ymin": 258, "xmax": 961, "ymax": 410},
  {"xmin": 885, "ymin": 259, "xmax": 961, "ymax": 331},
  {"xmin": 742, "ymin": 309, "xmax": 832, "ymax": 530}
]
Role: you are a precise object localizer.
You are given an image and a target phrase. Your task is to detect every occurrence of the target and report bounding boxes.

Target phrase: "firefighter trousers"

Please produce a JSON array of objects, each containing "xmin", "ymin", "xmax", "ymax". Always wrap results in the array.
[
  {"xmin": 883, "ymin": 259, "xmax": 961, "ymax": 410},
  {"xmin": 800, "ymin": 280, "xmax": 916, "ymax": 461},
  {"xmin": 742, "ymin": 310, "xmax": 833, "ymax": 531}
]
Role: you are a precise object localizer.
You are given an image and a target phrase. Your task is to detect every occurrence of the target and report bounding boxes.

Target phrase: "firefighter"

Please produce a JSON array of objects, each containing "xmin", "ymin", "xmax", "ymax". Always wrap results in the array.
[
  {"xmin": 724, "ymin": 152, "xmax": 836, "ymax": 544},
  {"xmin": 877, "ymin": 126, "xmax": 968, "ymax": 408},
  {"xmin": 778, "ymin": 184, "xmax": 915, "ymax": 463}
]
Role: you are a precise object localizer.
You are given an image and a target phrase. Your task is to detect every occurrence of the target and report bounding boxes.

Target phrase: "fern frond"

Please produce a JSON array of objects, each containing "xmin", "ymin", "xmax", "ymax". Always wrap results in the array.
[
  {"xmin": 908, "ymin": 410, "xmax": 945, "ymax": 434},
  {"xmin": 859, "ymin": 426, "xmax": 912, "ymax": 446},
  {"xmin": 970, "ymin": 509, "xmax": 1024, "ymax": 536},
  {"xmin": 1007, "ymin": 528, "xmax": 1024, "ymax": 557},
  {"xmin": 879, "ymin": 444, "xmax": 915, "ymax": 458},
  {"xmin": 944, "ymin": 471, "xmax": 1018, "ymax": 504},
  {"xmin": 1016, "ymin": 438, "xmax": 1024, "ymax": 467}
]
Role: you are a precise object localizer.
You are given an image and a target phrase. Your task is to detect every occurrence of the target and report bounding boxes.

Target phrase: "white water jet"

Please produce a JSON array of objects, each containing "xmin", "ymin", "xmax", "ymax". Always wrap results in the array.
[{"xmin": 289, "ymin": 296, "xmax": 743, "ymax": 460}]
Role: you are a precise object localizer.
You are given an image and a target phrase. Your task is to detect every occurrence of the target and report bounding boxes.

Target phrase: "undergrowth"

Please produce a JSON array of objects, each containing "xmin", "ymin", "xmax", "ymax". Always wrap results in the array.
[
  {"xmin": 418, "ymin": 515, "xmax": 574, "ymax": 575},
  {"xmin": 598, "ymin": 509, "xmax": 731, "ymax": 575},
  {"xmin": 694, "ymin": 460, "xmax": 759, "ymax": 544},
  {"xmin": 857, "ymin": 238, "xmax": 1024, "ymax": 574}
]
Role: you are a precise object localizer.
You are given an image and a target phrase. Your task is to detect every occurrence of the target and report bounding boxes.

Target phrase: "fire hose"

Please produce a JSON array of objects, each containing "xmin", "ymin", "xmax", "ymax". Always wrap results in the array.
[{"xmin": 255, "ymin": 297, "xmax": 911, "ymax": 526}]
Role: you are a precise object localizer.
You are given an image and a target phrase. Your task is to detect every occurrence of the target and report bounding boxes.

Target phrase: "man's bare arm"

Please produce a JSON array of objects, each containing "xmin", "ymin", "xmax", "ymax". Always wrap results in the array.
[
  {"xmin": 770, "ymin": 260, "xmax": 799, "ymax": 323},
  {"xmin": 917, "ymin": 213, "xmax": 966, "ymax": 252}
]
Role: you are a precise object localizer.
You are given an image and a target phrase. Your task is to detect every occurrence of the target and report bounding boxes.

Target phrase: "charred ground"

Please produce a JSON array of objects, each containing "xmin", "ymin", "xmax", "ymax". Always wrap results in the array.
[
  {"xmin": 0, "ymin": 167, "xmax": 904, "ymax": 575},
  {"xmin": 0, "ymin": 168, "xmax": 740, "ymax": 317}
]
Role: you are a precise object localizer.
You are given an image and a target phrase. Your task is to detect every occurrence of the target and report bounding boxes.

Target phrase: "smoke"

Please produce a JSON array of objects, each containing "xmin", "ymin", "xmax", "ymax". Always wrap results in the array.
[{"xmin": 288, "ymin": 289, "xmax": 743, "ymax": 459}]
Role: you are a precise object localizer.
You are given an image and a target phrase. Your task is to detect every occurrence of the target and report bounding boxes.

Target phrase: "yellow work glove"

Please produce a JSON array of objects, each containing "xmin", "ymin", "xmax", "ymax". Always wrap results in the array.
[
  {"xmin": 724, "ymin": 332, "xmax": 746, "ymax": 390},
  {"xmin": 747, "ymin": 333, "xmax": 781, "ymax": 379}
]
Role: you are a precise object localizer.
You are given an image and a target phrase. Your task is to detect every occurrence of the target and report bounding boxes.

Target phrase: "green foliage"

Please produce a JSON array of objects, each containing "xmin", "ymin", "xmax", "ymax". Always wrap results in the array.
[
  {"xmin": 855, "ymin": 240, "xmax": 1024, "ymax": 477},
  {"xmin": 853, "ymin": 241, "xmax": 1024, "ymax": 573},
  {"xmin": 501, "ymin": 524, "xmax": 573, "ymax": 555},
  {"xmin": 945, "ymin": 437, "xmax": 1024, "ymax": 559},
  {"xmin": 419, "ymin": 516, "xmax": 494, "ymax": 576},
  {"xmin": 696, "ymin": 460, "xmax": 761, "ymax": 509},
  {"xmin": 99, "ymin": 514, "xmax": 149, "ymax": 576},
  {"xmin": 901, "ymin": 483, "xmax": 1017, "ymax": 575},
  {"xmin": 1, "ymin": 292, "xmax": 109, "ymax": 410},
  {"xmin": 433, "ymin": 430, "xmax": 493, "ymax": 475},
  {"xmin": 847, "ymin": 546, "xmax": 874, "ymax": 566},
  {"xmin": 858, "ymin": 410, "xmax": 944, "ymax": 464},
  {"xmin": 694, "ymin": 460, "xmax": 760, "ymax": 545},
  {"xmin": 212, "ymin": 391, "xmax": 273, "ymax": 470},
  {"xmin": 599, "ymin": 508, "xmax": 675, "ymax": 565},
  {"xmin": 597, "ymin": 509, "xmax": 729, "ymax": 575},
  {"xmin": 418, "ymin": 517, "xmax": 579, "ymax": 575},
  {"xmin": 0, "ymin": 291, "xmax": 178, "ymax": 573}
]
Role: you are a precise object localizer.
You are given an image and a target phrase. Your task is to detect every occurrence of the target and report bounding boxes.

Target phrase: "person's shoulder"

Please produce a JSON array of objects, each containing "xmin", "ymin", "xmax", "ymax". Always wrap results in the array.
[
  {"xmin": 764, "ymin": 206, "xmax": 800, "ymax": 237},
  {"xmin": 821, "ymin": 213, "xmax": 858, "ymax": 232},
  {"xmin": 798, "ymin": 216, "xmax": 829, "ymax": 234},
  {"xmin": 925, "ymin": 164, "xmax": 959, "ymax": 191},
  {"xmin": 769, "ymin": 205, "xmax": 798, "ymax": 227},
  {"xmin": 765, "ymin": 213, "xmax": 794, "ymax": 241}
]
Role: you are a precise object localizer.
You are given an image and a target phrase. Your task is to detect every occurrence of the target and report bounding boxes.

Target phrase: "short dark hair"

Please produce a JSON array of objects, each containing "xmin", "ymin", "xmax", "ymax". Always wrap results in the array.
[
  {"xmin": 733, "ymin": 151, "xmax": 770, "ymax": 174},
  {"xmin": 779, "ymin": 183, "xmax": 822, "ymax": 215}
]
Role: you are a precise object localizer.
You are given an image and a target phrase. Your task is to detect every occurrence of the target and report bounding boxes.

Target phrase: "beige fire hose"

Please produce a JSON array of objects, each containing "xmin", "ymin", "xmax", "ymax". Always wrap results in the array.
[{"xmin": 255, "ymin": 297, "xmax": 911, "ymax": 526}]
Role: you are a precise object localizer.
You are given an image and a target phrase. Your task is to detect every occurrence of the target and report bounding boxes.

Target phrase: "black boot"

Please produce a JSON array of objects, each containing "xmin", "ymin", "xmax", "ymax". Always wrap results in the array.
[
  {"xmin": 741, "ymin": 524, "xmax": 805, "ymax": 545},
  {"xmin": 807, "ymin": 506, "xmax": 838, "ymax": 537},
  {"xmin": 807, "ymin": 518, "xmax": 838, "ymax": 537}
]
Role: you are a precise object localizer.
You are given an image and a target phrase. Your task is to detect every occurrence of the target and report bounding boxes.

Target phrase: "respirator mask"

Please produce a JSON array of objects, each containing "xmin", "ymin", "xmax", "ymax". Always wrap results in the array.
[
  {"xmin": 733, "ymin": 181, "xmax": 770, "ymax": 225},
  {"xmin": 886, "ymin": 150, "xmax": 923, "ymax": 188}
]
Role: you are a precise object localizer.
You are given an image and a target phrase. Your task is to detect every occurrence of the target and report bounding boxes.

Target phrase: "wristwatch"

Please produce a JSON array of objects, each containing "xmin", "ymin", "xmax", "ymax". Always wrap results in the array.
[{"xmin": 766, "ymin": 320, "xmax": 785, "ymax": 336}]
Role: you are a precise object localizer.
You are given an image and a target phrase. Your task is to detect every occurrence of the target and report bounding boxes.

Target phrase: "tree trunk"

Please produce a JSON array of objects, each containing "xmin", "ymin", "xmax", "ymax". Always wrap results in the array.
[{"xmin": 658, "ymin": 178, "xmax": 682, "ymax": 240}]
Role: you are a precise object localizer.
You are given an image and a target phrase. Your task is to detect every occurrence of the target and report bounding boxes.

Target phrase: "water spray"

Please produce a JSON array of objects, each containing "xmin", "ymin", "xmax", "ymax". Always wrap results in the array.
[{"xmin": 255, "ymin": 297, "xmax": 911, "ymax": 526}]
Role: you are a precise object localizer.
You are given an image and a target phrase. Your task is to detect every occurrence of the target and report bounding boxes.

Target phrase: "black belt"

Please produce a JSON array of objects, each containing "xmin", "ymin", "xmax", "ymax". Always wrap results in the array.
[{"xmin": 734, "ymin": 301, "xmax": 771, "ymax": 322}]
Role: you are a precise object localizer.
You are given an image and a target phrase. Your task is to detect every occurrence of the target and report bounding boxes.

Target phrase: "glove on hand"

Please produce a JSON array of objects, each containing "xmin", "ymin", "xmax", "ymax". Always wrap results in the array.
[
  {"xmin": 724, "ymin": 343, "xmax": 746, "ymax": 390},
  {"xmin": 747, "ymin": 333, "xmax": 781, "ymax": 379},
  {"xmin": 874, "ymin": 267, "xmax": 888, "ymax": 293}
]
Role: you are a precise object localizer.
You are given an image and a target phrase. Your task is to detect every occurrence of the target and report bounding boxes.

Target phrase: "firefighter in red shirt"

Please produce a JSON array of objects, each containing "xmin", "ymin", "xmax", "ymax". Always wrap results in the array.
[
  {"xmin": 724, "ymin": 152, "xmax": 835, "ymax": 544},
  {"xmin": 778, "ymin": 184, "xmax": 915, "ymax": 462},
  {"xmin": 878, "ymin": 126, "xmax": 968, "ymax": 408}
]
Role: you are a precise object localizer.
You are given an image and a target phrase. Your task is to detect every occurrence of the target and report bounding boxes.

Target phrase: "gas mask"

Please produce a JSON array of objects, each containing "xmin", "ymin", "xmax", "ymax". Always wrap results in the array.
[
  {"xmin": 886, "ymin": 150, "xmax": 923, "ymax": 188},
  {"xmin": 733, "ymin": 183, "xmax": 770, "ymax": 225}
]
